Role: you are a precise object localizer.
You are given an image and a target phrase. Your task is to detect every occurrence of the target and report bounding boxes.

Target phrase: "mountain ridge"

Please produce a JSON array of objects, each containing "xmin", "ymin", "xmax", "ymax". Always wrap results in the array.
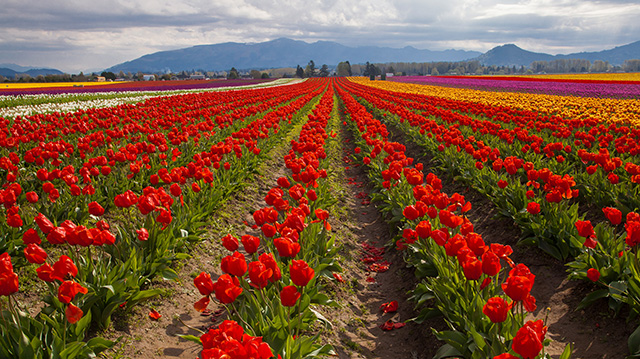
[
  {"xmin": 473, "ymin": 41, "xmax": 640, "ymax": 66},
  {"xmin": 105, "ymin": 38, "xmax": 482, "ymax": 73}
]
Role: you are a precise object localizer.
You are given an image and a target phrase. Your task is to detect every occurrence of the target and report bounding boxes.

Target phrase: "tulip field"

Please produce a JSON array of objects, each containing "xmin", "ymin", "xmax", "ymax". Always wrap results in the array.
[{"xmin": 1, "ymin": 74, "xmax": 640, "ymax": 358}]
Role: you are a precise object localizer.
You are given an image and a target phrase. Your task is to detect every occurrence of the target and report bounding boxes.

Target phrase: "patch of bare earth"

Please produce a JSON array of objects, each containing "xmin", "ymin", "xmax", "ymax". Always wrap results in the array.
[{"xmin": 315, "ymin": 124, "xmax": 442, "ymax": 359}]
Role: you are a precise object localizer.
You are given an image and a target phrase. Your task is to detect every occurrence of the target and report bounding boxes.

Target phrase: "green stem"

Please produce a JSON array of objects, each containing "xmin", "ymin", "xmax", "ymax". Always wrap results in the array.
[
  {"xmin": 294, "ymin": 286, "xmax": 304, "ymax": 352},
  {"xmin": 7, "ymin": 295, "xmax": 24, "ymax": 338},
  {"xmin": 287, "ymin": 306, "xmax": 293, "ymax": 359}
]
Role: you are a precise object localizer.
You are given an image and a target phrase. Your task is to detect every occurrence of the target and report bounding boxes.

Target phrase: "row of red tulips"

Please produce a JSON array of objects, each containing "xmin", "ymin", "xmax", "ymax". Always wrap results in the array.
[
  {"xmin": 335, "ymin": 78, "xmax": 571, "ymax": 359},
  {"xmin": 184, "ymin": 79, "xmax": 343, "ymax": 358},
  {"xmin": 342, "ymin": 76, "xmax": 640, "ymax": 355}
]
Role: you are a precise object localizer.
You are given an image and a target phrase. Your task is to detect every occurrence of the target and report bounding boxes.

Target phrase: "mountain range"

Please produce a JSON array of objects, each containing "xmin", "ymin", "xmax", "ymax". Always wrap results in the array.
[
  {"xmin": 105, "ymin": 38, "xmax": 482, "ymax": 73},
  {"xmin": 0, "ymin": 64, "xmax": 64, "ymax": 78},
  {"xmin": 476, "ymin": 41, "xmax": 640, "ymax": 67},
  {"xmin": 4, "ymin": 39, "xmax": 640, "ymax": 75}
]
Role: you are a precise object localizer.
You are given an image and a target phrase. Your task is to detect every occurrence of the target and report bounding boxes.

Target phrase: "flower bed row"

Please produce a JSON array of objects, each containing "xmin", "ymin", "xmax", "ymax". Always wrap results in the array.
[
  {"xmin": 186, "ymin": 79, "xmax": 344, "ymax": 358},
  {"xmin": 349, "ymin": 76, "xmax": 640, "ymax": 125},
  {"xmin": 335, "ymin": 78, "xmax": 571, "ymax": 359},
  {"xmin": 392, "ymin": 75, "xmax": 640, "ymax": 99}
]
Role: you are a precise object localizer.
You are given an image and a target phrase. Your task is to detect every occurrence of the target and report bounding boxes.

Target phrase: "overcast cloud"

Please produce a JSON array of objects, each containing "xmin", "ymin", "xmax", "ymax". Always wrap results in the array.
[{"xmin": 1, "ymin": 0, "xmax": 639, "ymax": 73}]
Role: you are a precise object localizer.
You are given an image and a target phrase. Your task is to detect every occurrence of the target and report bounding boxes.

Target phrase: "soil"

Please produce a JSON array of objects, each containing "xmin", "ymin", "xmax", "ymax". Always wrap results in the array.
[{"xmin": 98, "ymin": 103, "xmax": 633, "ymax": 359}]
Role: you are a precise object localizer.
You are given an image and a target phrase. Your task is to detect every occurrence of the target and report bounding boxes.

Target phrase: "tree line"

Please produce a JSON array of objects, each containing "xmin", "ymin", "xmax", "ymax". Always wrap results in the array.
[{"xmin": 3, "ymin": 58, "xmax": 640, "ymax": 83}]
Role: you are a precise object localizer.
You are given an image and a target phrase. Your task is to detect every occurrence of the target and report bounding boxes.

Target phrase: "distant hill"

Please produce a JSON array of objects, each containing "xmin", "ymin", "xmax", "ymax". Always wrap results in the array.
[
  {"xmin": 105, "ymin": 38, "xmax": 482, "ymax": 73},
  {"xmin": 556, "ymin": 40, "xmax": 640, "ymax": 64},
  {"xmin": 474, "ymin": 44, "xmax": 554, "ymax": 67},
  {"xmin": 475, "ymin": 41, "xmax": 640, "ymax": 66},
  {"xmin": 0, "ymin": 65, "xmax": 64, "ymax": 78}
]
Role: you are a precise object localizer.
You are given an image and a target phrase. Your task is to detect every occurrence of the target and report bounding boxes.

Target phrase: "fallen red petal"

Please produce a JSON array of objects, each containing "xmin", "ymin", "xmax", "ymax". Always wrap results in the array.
[{"xmin": 149, "ymin": 309, "xmax": 161, "ymax": 320}]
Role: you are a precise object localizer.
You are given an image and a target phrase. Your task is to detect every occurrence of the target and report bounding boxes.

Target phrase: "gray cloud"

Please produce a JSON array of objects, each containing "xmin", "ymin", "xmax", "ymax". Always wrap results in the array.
[{"xmin": 0, "ymin": 0, "xmax": 638, "ymax": 73}]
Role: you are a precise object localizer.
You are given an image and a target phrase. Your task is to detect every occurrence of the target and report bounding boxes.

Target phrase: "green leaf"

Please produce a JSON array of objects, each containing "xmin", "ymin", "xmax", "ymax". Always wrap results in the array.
[
  {"xmin": 160, "ymin": 268, "xmax": 179, "ymax": 281},
  {"xmin": 177, "ymin": 334, "xmax": 202, "ymax": 345},
  {"xmin": 18, "ymin": 332, "xmax": 35, "ymax": 359},
  {"xmin": 469, "ymin": 328, "xmax": 486, "ymax": 351},
  {"xmin": 86, "ymin": 337, "xmax": 116, "ymax": 354},
  {"xmin": 75, "ymin": 310, "xmax": 92, "ymax": 337},
  {"xmin": 433, "ymin": 343, "xmax": 464, "ymax": 359},
  {"xmin": 128, "ymin": 289, "xmax": 164, "ymax": 306},
  {"xmin": 576, "ymin": 289, "xmax": 609, "ymax": 311},
  {"xmin": 559, "ymin": 342, "xmax": 573, "ymax": 359},
  {"xmin": 309, "ymin": 308, "xmax": 332, "ymax": 328},
  {"xmin": 630, "ymin": 325, "xmax": 640, "ymax": 355}
]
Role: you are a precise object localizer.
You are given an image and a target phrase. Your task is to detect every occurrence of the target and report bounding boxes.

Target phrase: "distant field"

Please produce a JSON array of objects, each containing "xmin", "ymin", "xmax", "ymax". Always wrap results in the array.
[
  {"xmin": 518, "ymin": 72, "xmax": 640, "ymax": 81},
  {"xmin": 1, "ymin": 81, "xmax": 126, "ymax": 89}
]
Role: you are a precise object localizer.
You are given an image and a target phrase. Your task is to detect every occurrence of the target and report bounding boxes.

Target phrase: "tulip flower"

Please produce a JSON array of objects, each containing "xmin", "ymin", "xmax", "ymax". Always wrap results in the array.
[{"xmin": 280, "ymin": 285, "xmax": 301, "ymax": 307}]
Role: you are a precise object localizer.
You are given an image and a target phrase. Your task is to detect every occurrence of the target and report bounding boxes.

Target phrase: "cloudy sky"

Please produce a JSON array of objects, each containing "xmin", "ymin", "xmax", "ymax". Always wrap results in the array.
[{"xmin": 1, "ymin": 0, "xmax": 639, "ymax": 73}]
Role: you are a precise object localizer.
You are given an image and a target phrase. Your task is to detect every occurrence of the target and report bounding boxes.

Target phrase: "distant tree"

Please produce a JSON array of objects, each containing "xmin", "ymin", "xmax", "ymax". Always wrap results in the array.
[
  {"xmin": 304, "ymin": 60, "xmax": 316, "ymax": 78},
  {"xmin": 73, "ymin": 72, "xmax": 87, "ymax": 82},
  {"xmin": 623, "ymin": 59, "xmax": 640, "ymax": 72},
  {"xmin": 430, "ymin": 67, "xmax": 439, "ymax": 76},
  {"xmin": 590, "ymin": 60, "xmax": 610, "ymax": 73},
  {"xmin": 250, "ymin": 69, "xmax": 262, "ymax": 79},
  {"xmin": 336, "ymin": 61, "xmax": 352, "ymax": 77},
  {"xmin": 261, "ymin": 72, "xmax": 270, "ymax": 79},
  {"xmin": 296, "ymin": 65, "xmax": 304, "ymax": 78},
  {"xmin": 387, "ymin": 65, "xmax": 395, "ymax": 75},
  {"xmin": 319, "ymin": 64, "xmax": 329, "ymax": 77},
  {"xmin": 362, "ymin": 62, "xmax": 372, "ymax": 77},
  {"xmin": 228, "ymin": 67, "xmax": 239, "ymax": 79},
  {"xmin": 101, "ymin": 71, "xmax": 116, "ymax": 80}
]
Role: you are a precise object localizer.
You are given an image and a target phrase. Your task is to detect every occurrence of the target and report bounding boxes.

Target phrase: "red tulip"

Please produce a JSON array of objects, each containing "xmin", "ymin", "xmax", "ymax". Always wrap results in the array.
[
  {"xmin": 51, "ymin": 255, "xmax": 78, "ymax": 281},
  {"xmin": 65, "ymin": 304, "xmax": 84, "ymax": 324},
  {"xmin": 25, "ymin": 191, "xmax": 39, "ymax": 203},
  {"xmin": 481, "ymin": 251, "xmax": 501, "ymax": 276},
  {"xmin": 512, "ymin": 320, "xmax": 547, "ymax": 359},
  {"xmin": 461, "ymin": 257, "xmax": 483, "ymax": 281},
  {"xmin": 575, "ymin": 220, "xmax": 594, "ymax": 238},
  {"xmin": 24, "ymin": 243, "xmax": 47, "ymax": 264},
  {"xmin": 290, "ymin": 260, "xmax": 314, "ymax": 287},
  {"xmin": 136, "ymin": 228, "xmax": 149, "ymax": 241},
  {"xmin": 0, "ymin": 253, "xmax": 19, "ymax": 296},
  {"xmin": 280, "ymin": 285, "xmax": 300, "ymax": 307},
  {"xmin": 57, "ymin": 280, "xmax": 88, "ymax": 304},
  {"xmin": 603, "ymin": 207, "xmax": 622, "ymax": 225},
  {"xmin": 587, "ymin": 268, "xmax": 601, "ymax": 282},
  {"xmin": 259, "ymin": 253, "xmax": 281, "ymax": 283},
  {"xmin": 483, "ymin": 297, "xmax": 511, "ymax": 323},
  {"xmin": 194, "ymin": 272, "xmax": 214, "ymax": 296},
  {"xmin": 22, "ymin": 228, "xmax": 42, "ymax": 245},
  {"xmin": 274, "ymin": 236, "xmax": 301, "ymax": 258},
  {"xmin": 220, "ymin": 252, "xmax": 248, "ymax": 277},
  {"xmin": 213, "ymin": 274, "xmax": 242, "ymax": 304},
  {"xmin": 88, "ymin": 201, "xmax": 105, "ymax": 216},
  {"xmin": 241, "ymin": 235, "xmax": 260, "ymax": 254},
  {"xmin": 380, "ymin": 300, "xmax": 398, "ymax": 313},
  {"xmin": 221, "ymin": 234, "xmax": 239, "ymax": 251},
  {"xmin": 526, "ymin": 202, "xmax": 540, "ymax": 215}
]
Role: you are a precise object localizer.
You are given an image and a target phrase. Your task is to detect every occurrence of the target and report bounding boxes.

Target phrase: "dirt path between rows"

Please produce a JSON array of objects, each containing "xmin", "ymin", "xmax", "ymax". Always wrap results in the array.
[{"xmin": 315, "ymin": 123, "xmax": 442, "ymax": 358}]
